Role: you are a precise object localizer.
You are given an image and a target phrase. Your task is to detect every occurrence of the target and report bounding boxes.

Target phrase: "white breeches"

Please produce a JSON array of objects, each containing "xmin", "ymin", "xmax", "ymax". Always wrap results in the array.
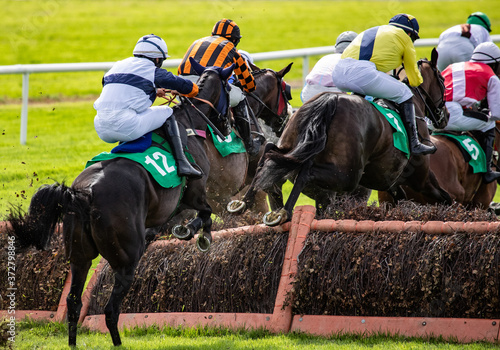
[
  {"xmin": 94, "ymin": 105, "xmax": 173, "ymax": 143},
  {"xmin": 436, "ymin": 36, "xmax": 474, "ymax": 72},
  {"xmin": 428, "ymin": 101, "xmax": 495, "ymax": 133},
  {"xmin": 332, "ymin": 58, "xmax": 413, "ymax": 104},
  {"xmin": 301, "ymin": 83, "xmax": 342, "ymax": 103}
]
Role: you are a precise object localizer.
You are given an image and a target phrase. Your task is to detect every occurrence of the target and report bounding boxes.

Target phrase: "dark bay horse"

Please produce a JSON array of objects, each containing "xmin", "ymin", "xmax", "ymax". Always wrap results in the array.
[
  {"xmin": 231, "ymin": 51, "xmax": 452, "ymax": 225},
  {"xmin": 7, "ymin": 60, "xmax": 234, "ymax": 347},
  {"xmin": 378, "ymin": 122, "xmax": 500, "ymax": 209},
  {"xmin": 203, "ymin": 63, "xmax": 293, "ymax": 215}
]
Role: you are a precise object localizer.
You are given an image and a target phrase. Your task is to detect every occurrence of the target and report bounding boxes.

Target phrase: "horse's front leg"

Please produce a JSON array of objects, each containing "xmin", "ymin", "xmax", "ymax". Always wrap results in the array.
[
  {"xmin": 264, "ymin": 160, "xmax": 312, "ymax": 226},
  {"xmin": 228, "ymin": 142, "xmax": 278, "ymax": 213}
]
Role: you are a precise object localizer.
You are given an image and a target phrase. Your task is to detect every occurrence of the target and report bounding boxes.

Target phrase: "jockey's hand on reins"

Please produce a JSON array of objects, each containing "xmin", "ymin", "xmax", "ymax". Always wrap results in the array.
[{"xmin": 158, "ymin": 89, "xmax": 180, "ymax": 106}]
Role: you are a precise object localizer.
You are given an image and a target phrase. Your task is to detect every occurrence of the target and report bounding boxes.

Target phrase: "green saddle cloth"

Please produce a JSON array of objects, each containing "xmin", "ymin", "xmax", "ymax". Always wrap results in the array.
[
  {"xmin": 85, "ymin": 134, "xmax": 189, "ymax": 188},
  {"xmin": 370, "ymin": 102, "xmax": 410, "ymax": 158},
  {"xmin": 208, "ymin": 125, "xmax": 246, "ymax": 157},
  {"xmin": 432, "ymin": 133, "xmax": 487, "ymax": 173}
]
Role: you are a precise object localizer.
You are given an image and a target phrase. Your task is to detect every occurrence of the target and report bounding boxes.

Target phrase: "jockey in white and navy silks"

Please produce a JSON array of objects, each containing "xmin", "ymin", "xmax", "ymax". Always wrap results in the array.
[
  {"xmin": 430, "ymin": 42, "xmax": 500, "ymax": 183},
  {"xmin": 436, "ymin": 12, "xmax": 492, "ymax": 72},
  {"xmin": 94, "ymin": 35, "xmax": 198, "ymax": 143},
  {"xmin": 332, "ymin": 14, "xmax": 436, "ymax": 156},
  {"xmin": 94, "ymin": 34, "xmax": 202, "ymax": 179}
]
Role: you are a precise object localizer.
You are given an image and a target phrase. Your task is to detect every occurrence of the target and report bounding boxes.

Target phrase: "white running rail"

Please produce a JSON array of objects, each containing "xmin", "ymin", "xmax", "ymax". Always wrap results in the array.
[{"xmin": 2, "ymin": 36, "xmax": 500, "ymax": 144}]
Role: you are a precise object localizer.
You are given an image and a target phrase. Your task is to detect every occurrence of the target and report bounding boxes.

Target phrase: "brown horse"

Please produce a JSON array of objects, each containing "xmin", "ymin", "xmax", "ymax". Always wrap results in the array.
[
  {"xmin": 203, "ymin": 63, "xmax": 293, "ymax": 215},
  {"xmin": 230, "ymin": 50, "xmax": 452, "ymax": 225},
  {"xmin": 378, "ymin": 122, "xmax": 500, "ymax": 209},
  {"xmin": 7, "ymin": 60, "xmax": 234, "ymax": 347}
]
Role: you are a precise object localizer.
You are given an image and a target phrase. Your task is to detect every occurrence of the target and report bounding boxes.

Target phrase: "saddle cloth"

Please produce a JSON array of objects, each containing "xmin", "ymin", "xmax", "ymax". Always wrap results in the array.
[
  {"xmin": 370, "ymin": 101, "xmax": 410, "ymax": 158},
  {"xmin": 432, "ymin": 132, "xmax": 487, "ymax": 173},
  {"xmin": 208, "ymin": 125, "xmax": 246, "ymax": 157},
  {"xmin": 86, "ymin": 134, "xmax": 187, "ymax": 188}
]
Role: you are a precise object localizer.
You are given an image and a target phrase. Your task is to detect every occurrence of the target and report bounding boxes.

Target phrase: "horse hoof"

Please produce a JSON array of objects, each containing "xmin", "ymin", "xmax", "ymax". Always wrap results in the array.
[
  {"xmin": 172, "ymin": 225, "xmax": 193, "ymax": 240},
  {"xmin": 227, "ymin": 200, "xmax": 246, "ymax": 213},
  {"xmin": 263, "ymin": 209, "xmax": 288, "ymax": 227},
  {"xmin": 196, "ymin": 234, "xmax": 211, "ymax": 252}
]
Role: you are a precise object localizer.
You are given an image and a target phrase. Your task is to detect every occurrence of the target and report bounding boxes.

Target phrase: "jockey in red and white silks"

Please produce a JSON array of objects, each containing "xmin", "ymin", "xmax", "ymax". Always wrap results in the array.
[
  {"xmin": 439, "ymin": 61, "xmax": 500, "ymax": 132},
  {"xmin": 434, "ymin": 42, "xmax": 500, "ymax": 183}
]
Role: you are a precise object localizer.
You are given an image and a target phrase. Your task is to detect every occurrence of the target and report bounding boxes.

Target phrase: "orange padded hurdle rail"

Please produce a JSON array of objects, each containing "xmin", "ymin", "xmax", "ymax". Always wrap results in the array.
[{"xmin": 1, "ymin": 206, "xmax": 499, "ymax": 343}]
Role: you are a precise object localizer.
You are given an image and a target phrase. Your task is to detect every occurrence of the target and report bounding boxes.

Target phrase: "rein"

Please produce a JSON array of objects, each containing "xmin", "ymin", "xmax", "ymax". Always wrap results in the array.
[
  {"xmin": 179, "ymin": 96, "xmax": 226, "ymax": 140},
  {"xmin": 247, "ymin": 69, "xmax": 289, "ymax": 134},
  {"xmin": 412, "ymin": 60, "xmax": 447, "ymax": 128}
]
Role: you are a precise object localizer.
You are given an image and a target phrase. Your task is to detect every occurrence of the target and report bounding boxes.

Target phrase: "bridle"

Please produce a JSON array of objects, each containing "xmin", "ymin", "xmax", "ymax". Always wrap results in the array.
[
  {"xmin": 412, "ymin": 59, "xmax": 448, "ymax": 129},
  {"xmin": 246, "ymin": 69, "xmax": 291, "ymax": 136},
  {"xmin": 174, "ymin": 68, "xmax": 232, "ymax": 139}
]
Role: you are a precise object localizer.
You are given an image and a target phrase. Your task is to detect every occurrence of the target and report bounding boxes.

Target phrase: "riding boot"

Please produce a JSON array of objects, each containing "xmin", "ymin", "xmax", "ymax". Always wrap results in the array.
[
  {"xmin": 163, "ymin": 116, "xmax": 203, "ymax": 179},
  {"xmin": 399, "ymin": 99, "xmax": 437, "ymax": 156},
  {"xmin": 233, "ymin": 100, "xmax": 261, "ymax": 156},
  {"xmin": 477, "ymin": 128, "xmax": 500, "ymax": 184}
]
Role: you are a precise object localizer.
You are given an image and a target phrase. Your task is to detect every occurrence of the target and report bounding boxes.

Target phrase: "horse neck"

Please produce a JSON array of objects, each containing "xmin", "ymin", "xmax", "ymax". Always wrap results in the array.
[
  {"xmin": 413, "ymin": 63, "xmax": 436, "ymax": 117},
  {"xmin": 250, "ymin": 70, "xmax": 282, "ymax": 131},
  {"xmin": 187, "ymin": 72, "xmax": 224, "ymax": 130}
]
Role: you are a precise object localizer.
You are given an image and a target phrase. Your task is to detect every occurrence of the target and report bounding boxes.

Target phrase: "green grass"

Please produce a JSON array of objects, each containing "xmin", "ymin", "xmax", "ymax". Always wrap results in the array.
[
  {"xmin": 13, "ymin": 319, "xmax": 498, "ymax": 350},
  {"xmin": 1, "ymin": 1, "xmax": 499, "ymax": 101}
]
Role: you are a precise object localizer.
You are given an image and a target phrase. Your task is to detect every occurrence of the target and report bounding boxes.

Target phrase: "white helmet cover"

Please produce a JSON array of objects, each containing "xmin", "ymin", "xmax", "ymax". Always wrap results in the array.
[
  {"xmin": 133, "ymin": 34, "xmax": 170, "ymax": 59},
  {"xmin": 471, "ymin": 42, "xmax": 500, "ymax": 64}
]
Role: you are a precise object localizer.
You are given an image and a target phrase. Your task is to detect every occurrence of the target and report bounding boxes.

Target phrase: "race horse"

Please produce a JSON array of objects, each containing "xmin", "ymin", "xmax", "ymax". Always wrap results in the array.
[
  {"xmin": 230, "ymin": 49, "xmax": 452, "ymax": 225},
  {"xmin": 190, "ymin": 62, "xmax": 293, "ymax": 216},
  {"xmin": 7, "ymin": 58, "xmax": 234, "ymax": 347},
  {"xmin": 378, "ymin": 121, "xmax": 500, "ymax": 209}
]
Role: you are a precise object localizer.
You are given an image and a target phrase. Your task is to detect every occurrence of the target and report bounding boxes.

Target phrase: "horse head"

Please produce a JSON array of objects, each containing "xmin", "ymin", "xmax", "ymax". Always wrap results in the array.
[
  {"xmin": 415, "ymin": 49, "xmax": 449, "ymax": 130},
  {"xmin": 186, "ymin": 57, "xmax": 235, "ymax": 136},
  {"xmin": 247, "ymin": 62, "xmax": 293, "ymax": 137}
]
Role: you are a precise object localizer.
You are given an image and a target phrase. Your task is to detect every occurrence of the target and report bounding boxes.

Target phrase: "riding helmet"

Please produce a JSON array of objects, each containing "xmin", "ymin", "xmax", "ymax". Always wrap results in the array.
[
  {"xmin": 467, "ymin": 12, "xmax": 492, "ymax": 32},
  {"xmin": 334, "ymin": 31, "xmax": 358, "ymax": 54},
  {"xmin": 389, "ymin": 14, "xmax": 420, "ymax": 41},
  {"xmin": 470, "ymin": 42, "xmax": 500, "ymax": 64},
  {"xmin": 212, "ymin": 19, "xmax": 242, "ymax": 42},
  {"xmin": 133, "ymin": 34, "xmax": 169, "ymax": 59}
]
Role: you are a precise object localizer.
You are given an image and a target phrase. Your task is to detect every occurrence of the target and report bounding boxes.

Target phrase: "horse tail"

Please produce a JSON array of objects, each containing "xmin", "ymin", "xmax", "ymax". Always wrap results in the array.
[
  {"xmin": 273, "ymin": 93, "xmax": 338, "ymax": 165},
  {"xmin": 255, "ymin": 93, "xmax": 338, "ymax": 190},
  {"xmin": 7, "ymin": 182, "xmax": 90, "ymax": 251}
]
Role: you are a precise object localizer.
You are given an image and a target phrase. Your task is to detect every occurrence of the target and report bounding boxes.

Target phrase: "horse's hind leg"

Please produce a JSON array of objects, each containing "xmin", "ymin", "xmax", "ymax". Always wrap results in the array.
[
  {"xmin": 267, "ymin": 177, "xmax": 286, "ymax": 211},
  {"xmin": 67, "ymin": 261, "xmax": 92, "ymax": 346},
  {"xmin": 228, "ymin": 142, "xmax": 278, "ymax": 213},
  {"xmin": 105, "ymin": 265, "xmax": 136, "ymax": 346}
]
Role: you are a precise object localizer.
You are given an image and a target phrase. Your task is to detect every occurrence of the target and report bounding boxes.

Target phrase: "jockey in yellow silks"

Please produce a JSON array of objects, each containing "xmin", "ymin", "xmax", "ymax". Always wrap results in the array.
[{"xmin": 332, "ymin": 14, "xmax": 436, "ymax": 156}]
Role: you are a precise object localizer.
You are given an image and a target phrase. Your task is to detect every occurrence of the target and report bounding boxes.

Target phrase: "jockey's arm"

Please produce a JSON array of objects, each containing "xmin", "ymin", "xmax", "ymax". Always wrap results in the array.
[{"xmin": 155, "ymin": 68, "xmax": 199, "ymax": 97}]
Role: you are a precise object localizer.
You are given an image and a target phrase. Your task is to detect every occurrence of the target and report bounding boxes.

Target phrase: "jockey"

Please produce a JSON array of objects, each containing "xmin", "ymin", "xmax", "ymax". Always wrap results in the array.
[
  {"xmin": 94, "ymin": 34, "xmax": 202, "ymax": 179},
  {"xmin": 430, "ymin": 42, "xmax": 500, "ymax": 184},
  {"xmin": 332, "ymin": 14, "xmax": 436, "ymax": 156},
  {"xmin": 301, "ymin": 31, "xmax": 358, "ymax": 103},
  {"xmin": 178, "ymin": 19, "xmax": 262, "ymax": 156},
  {"xmin": 436, "ymin": 12, "xmax": 493, "ymax": 72}
]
